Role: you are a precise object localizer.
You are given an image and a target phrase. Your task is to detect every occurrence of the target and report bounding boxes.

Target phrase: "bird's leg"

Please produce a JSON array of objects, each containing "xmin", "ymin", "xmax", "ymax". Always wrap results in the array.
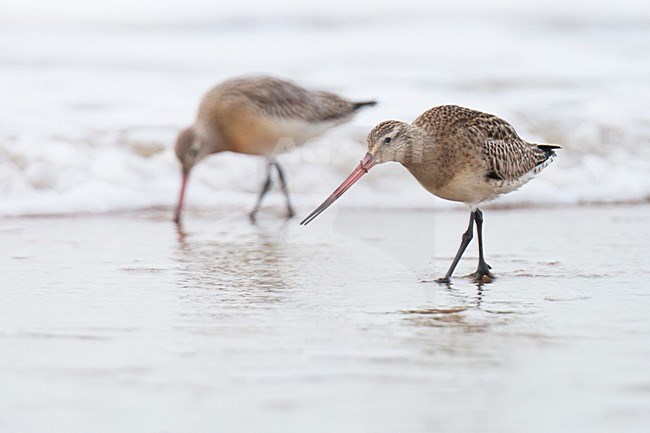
[
  {"xmin": 249, "ymin": 162, "xmax": 273, "ymax": 222},
  {"xmin": 470, "ymin": 208, "xmax": 495, "ymax": 282},
  {"xmin": 273, "ymin": 161, "xmax": 295, "ymax": 218},
  {"xmin": 436, "ymin": 211, "xmax": 475, "ymax": 284}
]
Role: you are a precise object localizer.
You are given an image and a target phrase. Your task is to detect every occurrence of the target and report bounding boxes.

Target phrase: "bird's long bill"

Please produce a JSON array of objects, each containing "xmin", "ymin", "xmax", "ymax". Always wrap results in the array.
[
  {"xmin": 173, "ymin": 169, "xmax": 189, "ymax": 224},
  {"xmin": 300, "ymin": 153, "xmax": 376, "ymax": 226}
]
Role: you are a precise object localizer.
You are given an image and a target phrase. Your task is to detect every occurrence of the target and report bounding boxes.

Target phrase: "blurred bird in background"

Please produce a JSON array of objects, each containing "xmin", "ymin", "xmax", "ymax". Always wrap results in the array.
[{"xmin": 174, "ymin": 75, "xmax": 377, "ymax": 223}]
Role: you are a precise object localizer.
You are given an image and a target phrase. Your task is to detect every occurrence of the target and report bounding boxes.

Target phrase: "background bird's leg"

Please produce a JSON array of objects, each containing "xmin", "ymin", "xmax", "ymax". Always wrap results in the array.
[
  {"xmin": 436, "ymin": 211, "xmax": 475, "ymax": 284},
  {"xmin": 273, "ymin": 160, "xmax": 295, "ymax": 218},
  {"xmin": 249, "ymin": 161, "xmax": 274, "ymax": 221},
  {"xmin": 471, "ymin": 208, "xmax": 495, "ymax": 282}
]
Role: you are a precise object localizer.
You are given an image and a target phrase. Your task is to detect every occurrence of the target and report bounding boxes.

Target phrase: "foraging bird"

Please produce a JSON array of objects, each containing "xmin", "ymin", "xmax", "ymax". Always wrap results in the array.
[
  {"xmin": 174, "ymin": 75, "xmax": 377, "ymax": 223},
  {"xmin": 301, "ymin": 105, "xmax": 560, "ymax": 283}
]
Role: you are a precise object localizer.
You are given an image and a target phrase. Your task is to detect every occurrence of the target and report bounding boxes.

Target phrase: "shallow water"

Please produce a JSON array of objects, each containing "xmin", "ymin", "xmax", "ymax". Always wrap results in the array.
[{"xmin": 1, "ymin": 205, "xmax": 649, "ymax": 432}]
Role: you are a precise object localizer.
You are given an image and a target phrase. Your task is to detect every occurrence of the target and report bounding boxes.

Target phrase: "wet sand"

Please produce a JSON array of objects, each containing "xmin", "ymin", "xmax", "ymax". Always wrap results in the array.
[{"xmin": 1, "ymin": 205, "xmax": 649, "ymax": 433}]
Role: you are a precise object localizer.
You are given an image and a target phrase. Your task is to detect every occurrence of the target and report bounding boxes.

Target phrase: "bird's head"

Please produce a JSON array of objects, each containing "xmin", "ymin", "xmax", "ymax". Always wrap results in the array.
[
  {"xmin": 300, "ymin": 120, "xmax": 418, "ymax": 226},
  {"xmin": 300, "ymin": 119, "xmax": 431, "ymax": 225},
  {"xmin": 173, "ymin": 127, "xmax": 206, "ymax": 224},
  {"xmin": 175, "ymin": 127, "xmax": 203, "ymax": 174},
  {"xmin": 366, "ymin": 120, "xmax": 425, "ymax": 165}
]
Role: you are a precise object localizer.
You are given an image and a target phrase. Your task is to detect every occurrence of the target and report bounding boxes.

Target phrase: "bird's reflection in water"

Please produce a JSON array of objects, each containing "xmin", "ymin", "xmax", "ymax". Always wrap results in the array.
[
  {"xmin": 173, "ymin": 218, "xmax": 294, "ymax": 313},
  {"xmin": 404, "ymin": 281, "xmax": 519, "ymax": 332},
  {"xmin": 398, "ymin": 282, "xmax": 526, "ymax": 364}
]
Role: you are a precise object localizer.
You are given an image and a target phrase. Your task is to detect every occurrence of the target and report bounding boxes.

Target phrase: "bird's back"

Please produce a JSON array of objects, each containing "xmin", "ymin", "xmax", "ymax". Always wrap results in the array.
[
  {"xmin": 195, "ymin": 76, "xmax": 375, "ymax": 155},
  {"xmin": 410, "ymin": 105, "xmax": 559, "ymax": 203},
  {"xmin": 200, "ymin": 76, "xmax": 372, "ymax": 123}
]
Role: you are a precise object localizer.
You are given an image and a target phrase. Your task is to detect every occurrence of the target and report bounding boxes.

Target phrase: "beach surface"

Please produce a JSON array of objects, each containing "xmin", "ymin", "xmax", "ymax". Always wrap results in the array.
[{"xmin": 1, "ymin": 204, "xmax": 649, "ymax": 433}]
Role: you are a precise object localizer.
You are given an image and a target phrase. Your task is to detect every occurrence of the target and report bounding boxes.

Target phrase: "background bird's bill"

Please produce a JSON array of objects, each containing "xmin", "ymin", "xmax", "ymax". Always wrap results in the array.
[
  {"xmin": 300, "ymin": 153, "xmax": 376, "ymax": 225},
  {"xmin": 174, "ymin": 169, "xmax": 190, "ymax": 224}
]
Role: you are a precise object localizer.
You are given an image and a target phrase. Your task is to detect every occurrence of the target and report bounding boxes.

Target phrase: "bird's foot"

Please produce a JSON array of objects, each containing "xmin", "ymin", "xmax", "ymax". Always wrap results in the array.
[
  {"xmin": 435, "ymin": 276, "xmax": 452, "ymax": 285},
  {"xmin": 248, "ymin": 210, "xmax": 259, "ymax": 223},
  {"xmin": 286, "ymin": 206, "xmax": 296, "ymax": 219},
  {"xmin": 468, "ymin": 262, "xmax": 494, "ymax": 283}
]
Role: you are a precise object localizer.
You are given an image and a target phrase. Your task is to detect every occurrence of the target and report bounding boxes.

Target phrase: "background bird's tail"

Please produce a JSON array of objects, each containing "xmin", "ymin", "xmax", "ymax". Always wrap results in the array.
[{"xmin": 352, "ymin": 100, "xmax": 378, "ymax": 110}]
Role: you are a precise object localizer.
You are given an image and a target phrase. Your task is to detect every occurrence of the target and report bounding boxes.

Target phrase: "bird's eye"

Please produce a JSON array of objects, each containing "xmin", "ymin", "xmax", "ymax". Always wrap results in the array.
[{"xmin": 383, "ymin": 137, "xmax": 392, "ymax": 144}]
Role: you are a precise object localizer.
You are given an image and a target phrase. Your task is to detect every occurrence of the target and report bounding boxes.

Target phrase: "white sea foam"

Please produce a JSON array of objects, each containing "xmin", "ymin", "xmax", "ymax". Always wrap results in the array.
[{"xmin": 1, "ymin": 0, "xmax": 649, "ymax": 216}]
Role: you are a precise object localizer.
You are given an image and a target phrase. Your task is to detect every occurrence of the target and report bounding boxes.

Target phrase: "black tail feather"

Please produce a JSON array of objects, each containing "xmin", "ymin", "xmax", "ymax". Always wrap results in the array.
[
  {"xmin": 538, "ymin": 144, "xmax": 561, "ymax": 159},
  {"xmin": 352, "ymin": 101, "xmax": 378, "ymax": 110}
]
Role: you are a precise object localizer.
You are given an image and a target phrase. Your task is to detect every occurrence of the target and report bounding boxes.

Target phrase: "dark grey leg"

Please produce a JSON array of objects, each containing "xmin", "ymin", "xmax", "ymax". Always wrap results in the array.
[
  {"xmin": 273, "ymin": 161, "xmax": 295, "ymax": 218},
  {"xmin": 249, "ymin": 162, "xmax": 273, "ymax": 222},
  {"xmin": 436, "ymin": 211, "xmax": 475, "ymax": 284},
  {"xmin": 471, "ymin": 208, "xmax": 495, "ymax": 282}
]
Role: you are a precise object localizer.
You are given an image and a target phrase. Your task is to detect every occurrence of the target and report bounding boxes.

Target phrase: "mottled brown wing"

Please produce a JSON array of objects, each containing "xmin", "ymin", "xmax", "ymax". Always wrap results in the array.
[
  {"xmin": 465, "ymin": 113, "xmax": 549, "ymax": 181},
  {"xmin": 413, "ymin": 105, "xmax": 555, "ymax": 181},
  {"xmin": 218, "ymin": 76, "xmax": 366, "ymax": 122}
]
